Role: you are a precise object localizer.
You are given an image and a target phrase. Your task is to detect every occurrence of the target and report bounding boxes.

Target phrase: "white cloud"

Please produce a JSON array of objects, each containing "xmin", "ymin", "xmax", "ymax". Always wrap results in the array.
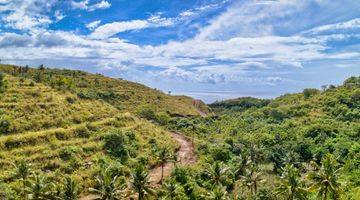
[
  {"xmin": 54, "ymin": 10, "xmax": 65, "ymax": 21},
  {"xmin": 70, "ymin": 0, "xmax": 111, "ymax": 11},
  {"xmin": 90, "ymin": 14, "xmax": 179, "ymax": 39},
  {"xmin": 90, "ymin": 20, "xmax": 150, "ymax": 39},
  {"xmin": 303, "ymin": 18, "xmax": 360, "ymax": 35},
  {"xmin": 86, "ymin": 20, "xmax": 101, "ymax": 30}
]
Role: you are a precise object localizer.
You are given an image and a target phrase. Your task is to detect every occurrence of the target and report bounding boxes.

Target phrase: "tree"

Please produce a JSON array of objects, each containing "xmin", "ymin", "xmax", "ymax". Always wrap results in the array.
[
  {"xmin": 308, "ymin": 154, "xmax": 341, "ymax": 200},
  {"xmin": 61, "ymin": 176, "xmax": 80, "ymax": 200},
  {"xmin": 161, "ymin": 179, "xmax": 185, "ymax": 200},
  {"xmin": 24, "ymin": 173, "xmax": 53, "ymax": 200},
  {"xmin": 208, "ymin": 186, "xmax": 228, "ymax": 200},
  {"xmin": 275, "ymin": 164, "xmax": 308, "ymax": 200},
  {"xmin": 89, "ymin": 167, "xmax": 126, "ymax": 200},
  {"xmin": 130, "ymin": 165, "xmax": 154, "ymax": 200},
  {"xmin": 157, "ymin": 148, "xmax": 170, "ymax": 184},
  {"xmin": 204, "ymin": 161, "xmax": 229, "ymax": 187},
  {"xmin": 13, "ymin": 160, "xmax": 31, "ymax": 196},
  {"xmin": 240, "ymin": 165, "xmax": 263, "ymax": 198}
]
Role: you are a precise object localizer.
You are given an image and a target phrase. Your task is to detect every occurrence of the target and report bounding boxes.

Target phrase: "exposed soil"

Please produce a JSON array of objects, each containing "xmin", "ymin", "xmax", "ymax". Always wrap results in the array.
[{"xmin": 149, "ymin": 132, "xmax": 197, "ymax": 184}]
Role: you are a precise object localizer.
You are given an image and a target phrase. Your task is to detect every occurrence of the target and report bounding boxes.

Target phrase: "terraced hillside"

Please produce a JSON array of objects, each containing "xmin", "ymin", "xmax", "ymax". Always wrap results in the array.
[
  {"xmin": 0, "ymin": 65, "xmax": 208, "ymax": 198},
  {"xmin": 0, "ymin": 64, "xmax": 210, "ymax": 117}
]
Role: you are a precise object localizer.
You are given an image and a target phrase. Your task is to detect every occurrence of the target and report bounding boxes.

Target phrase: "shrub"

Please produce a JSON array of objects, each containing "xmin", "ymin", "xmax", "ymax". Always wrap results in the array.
[
  {"xmin": 65, "ymin": 96, "xmax": 76, "ymax": 104},
  {"xmin": 103, "ymin": 130, "xmax": 129, "ymax": 163},
  {"xmin": 156, "ymin": 112, "xmax": 171, "ymax": 125},
  {"xmin": 59, "ymin": 146, "xmax": 80, "ymax": 161},
  {"xmin": 303, "ymin": 88, "xmax": 320, "ymax": 99},
  {"xmin": 136, "ymin": 104, "xmax": 156, "ymax": 120},
  {"xmin": 74, "ymin": 125, "xmax": 90, "ymax": 138},
  {"xmin": 0, "ymin": 113, "xmax": 10, "ymax": 134}
]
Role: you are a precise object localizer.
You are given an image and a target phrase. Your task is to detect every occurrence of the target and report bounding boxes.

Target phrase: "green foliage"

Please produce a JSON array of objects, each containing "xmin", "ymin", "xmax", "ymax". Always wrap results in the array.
[
  {"xmin": 103, "ymin": 130, "xmax": 130, "ymax": 163},
  {"xmin": 89, "ymin": 167, "xmax": 126, "ymax": 200},
  {"xmin": 0, "ymin": 111, "xmax": 10, "ymax": 134},
  {"xmin": 130, "ymin": 164, "xmax": 154, "ymax": 200},
  {"xmin": 137, "ymin": 104, "xmax": 157, "ymax": 120},
  {"xmin": 60, "ymin": 176, "xmax": 80, "ymax": 200},
  {"xmin": 303, "ymin": 88, "xmax": 320, "ymax": 99}
]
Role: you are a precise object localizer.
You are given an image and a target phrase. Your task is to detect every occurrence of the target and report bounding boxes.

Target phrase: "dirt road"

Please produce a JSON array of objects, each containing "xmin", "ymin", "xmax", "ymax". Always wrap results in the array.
[{"xmin": 149, "ymin": 132, "xmax": 197, "ymax": 184}]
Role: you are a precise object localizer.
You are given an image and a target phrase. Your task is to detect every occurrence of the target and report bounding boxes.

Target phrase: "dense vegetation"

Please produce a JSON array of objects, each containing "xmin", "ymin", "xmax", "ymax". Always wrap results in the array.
[
  {"xmin": 0, "ymin": 63, "xmax": 358, "ymax": 200},
  {"xmin": 168, "ymin": 76, "xmax": 359, "ymax": 200}
]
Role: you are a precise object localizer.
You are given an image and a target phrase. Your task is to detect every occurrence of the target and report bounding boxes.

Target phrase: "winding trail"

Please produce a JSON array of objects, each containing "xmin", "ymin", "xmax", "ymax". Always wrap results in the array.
[{"xmin": 149, "ymin": 132, "xmax": 197, "ymax": 185}]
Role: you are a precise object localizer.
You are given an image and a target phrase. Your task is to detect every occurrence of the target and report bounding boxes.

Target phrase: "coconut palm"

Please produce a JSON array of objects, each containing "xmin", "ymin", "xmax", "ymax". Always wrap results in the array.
[
  {"xmin": 161, "ymin": 179, "xmax": 184, "ymax": 200},
  {"xmin": 208, "ymin": 186, "xmax": 228, "ymax": 200},
  {"xmin": 204, "ymin": 161, "xmax": 229, "ymax": 187},
  {"xmin": 240, "ymin": 166, "xmax": 263, "ymax": 198},
  {"xmin": 275, "ymin": 164, "xmax": 308, "ymax": 200},
  {"xmin": 24, "ymin": 173, "xmax": 53, "ymax": 200},
  {"xmin": 89, "ymin": 167, "xmax": 126, "ymax": 200},
  {"xmin": 130, "ymin": 165, "xmax": 154, "ymax": 200},
  {"xmin": 308, "ymin": 154, "xmax": 341, "ymax": 200},
  {"xmin": 61, "ymin": 176, "xmax": 80, "ymax": 200},
  {"xmin": 13, "ymin": 160, "xmax": 31, "ymax": 195},
  {"xmin": 157, "ymin": 147, "xmax": 169, "ymax": 184}
]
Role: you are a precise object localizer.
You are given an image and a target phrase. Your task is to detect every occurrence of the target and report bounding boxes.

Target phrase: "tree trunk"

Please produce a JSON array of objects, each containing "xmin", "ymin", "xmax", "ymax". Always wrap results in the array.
[{"xmin": 160, "ymin": 164, "xmax": 164, "ymax": 184}]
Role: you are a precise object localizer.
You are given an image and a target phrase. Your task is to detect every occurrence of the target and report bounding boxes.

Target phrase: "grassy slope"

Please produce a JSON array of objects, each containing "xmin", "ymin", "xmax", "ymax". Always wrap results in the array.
[
  {"xmin": 0, "ymin": 65, "xmax": 211, "ymax": 191},
  {"xmin": 0, "ymin": 64, "xmax": 210, "ymax": 117}
]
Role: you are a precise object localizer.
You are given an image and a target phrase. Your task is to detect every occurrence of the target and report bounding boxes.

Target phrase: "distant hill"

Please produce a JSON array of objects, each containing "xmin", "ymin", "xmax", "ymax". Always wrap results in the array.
[{"xmin": 210, "ymin": 96, "xmax": 271, "ymax": 112}]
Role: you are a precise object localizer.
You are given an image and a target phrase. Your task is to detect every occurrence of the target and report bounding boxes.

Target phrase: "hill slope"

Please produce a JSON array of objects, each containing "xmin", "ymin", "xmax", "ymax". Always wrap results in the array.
[
  {"xmin": 0, "ymin": 64, "xmax": 210, "ymax": 197},
  {"xmin": 0, "ymin": 64, "xmax": 210, "ymax": 117}
]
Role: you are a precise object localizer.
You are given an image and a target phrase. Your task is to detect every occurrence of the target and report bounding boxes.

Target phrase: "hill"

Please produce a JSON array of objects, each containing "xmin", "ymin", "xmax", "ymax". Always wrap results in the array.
[
  {"xmin": 0, "ymin": 64, "xmax": 210, "ymax": 117},
  {"xmin": 170, "ymin": 76, "xmax": 360, "ymax": 199},
  {"xmin": 0, "ymin": 64, "xmax": 210, "ymax": 198}
]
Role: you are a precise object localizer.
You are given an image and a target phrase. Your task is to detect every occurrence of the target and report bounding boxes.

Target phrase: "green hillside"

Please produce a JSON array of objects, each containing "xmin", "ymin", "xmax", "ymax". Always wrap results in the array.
[
  {"xmin": 170, "ymin": 76, "xmax": 360, "ymax": 199},
  {"xmin": 0, "ymin": 64, "xmax": 210, "ymax": 117},
  {"xmin": 0, "ymin": 64, "xmax": 208, "ymax": 198}
]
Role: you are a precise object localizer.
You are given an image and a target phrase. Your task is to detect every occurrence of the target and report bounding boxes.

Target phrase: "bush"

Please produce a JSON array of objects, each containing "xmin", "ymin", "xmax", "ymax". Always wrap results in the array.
[
  {"xmin": 0, "ymin": 113, "xmax": 10, "ymax": 134},
  {"xmin": 74, "ymin": 125, "xmax": 90, "ymax": 138},
  {"xmin": 136, "ymin": 104, "xmax": 157, "ymax": 120},
  {"xmin": 65, "ymin": 96, "xmax": 76, "ymax": 104},
  {"xmin": 303, "ymin": 88, "xmax": 320, "ymax": 99},
  {"xmin": 103, "ymin": 130, "xmax": 129, "ymax": 163},
  {"xmin": 59, "ymin": 146, "xmax": 80, "ymax": 161},
  {"xmin": 156, "ymin": 112, "xmax": 171, "ymax": 125}
]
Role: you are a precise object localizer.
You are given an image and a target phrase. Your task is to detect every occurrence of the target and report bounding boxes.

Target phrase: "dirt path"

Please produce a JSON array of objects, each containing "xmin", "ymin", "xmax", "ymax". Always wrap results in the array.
[{"xmin": 149, "ymin": 132, "xmax": 197, "ymax": 184}]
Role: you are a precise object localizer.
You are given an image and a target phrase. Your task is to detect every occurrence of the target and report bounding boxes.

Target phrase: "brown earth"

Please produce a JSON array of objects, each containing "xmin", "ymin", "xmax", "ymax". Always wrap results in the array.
[{"xmin": 149, "ymin": 132, "xmax": 197, "ymax": 184}]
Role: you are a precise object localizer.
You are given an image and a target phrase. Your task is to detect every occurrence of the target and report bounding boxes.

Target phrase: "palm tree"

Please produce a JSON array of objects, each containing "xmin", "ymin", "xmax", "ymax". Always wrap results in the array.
[
  {"xmin": 13, "ymin": 160, "xmax": 31, "ymax": 195},
  {"xmin": 61, "ymin": 176, "xmax": 80, "ymax": 200},
  {"xmin": 130, "ymin": 165, "xmax": 154, "ymax": 200},
  {"xmin": 308, "ymin": 154, "xmax": 341, "ymax": 200},
  {"xmin": 204, "ymin": 161, "xmax": 229, "ymax": 187},
  {"xmin": 208, "ymin": 186, "xmax": 228, "ymax": 200},
  {"xmin": 89, "ymin": 167, "xmax": 126, "ymax": 200},
  {"xmin": 157, "ymin": 148, "xmax": 169, "ymax": 184},
  {"xmin": 171, "ymin": 150, "xmax": 179, "ymax": 167},
  {"xmin": 24, "ymin": 173, "xmax": 53, "ymax": 200},
  {"xmin": 240, "ymin": 165, "xmax": 263, "ymax": 198},
  {"xmin": 162, "ymin": 179, "xmax": 184, "ymax": 200},
  {"xmin": 275, "ymin": 164, "xmax": 308, "ymax": 200}
]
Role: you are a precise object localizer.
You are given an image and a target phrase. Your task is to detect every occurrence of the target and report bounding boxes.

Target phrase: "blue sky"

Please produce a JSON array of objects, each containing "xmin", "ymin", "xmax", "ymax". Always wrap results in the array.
[{"xmin": 0, "ymin": 0, "xmax": 359, "ymax": 103}]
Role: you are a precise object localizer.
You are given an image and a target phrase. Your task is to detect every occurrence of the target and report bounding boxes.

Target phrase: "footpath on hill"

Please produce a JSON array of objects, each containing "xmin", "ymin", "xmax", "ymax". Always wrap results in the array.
[{"xmin": 149, "ymin": 132, "xmax": 197, "ymax": 184}]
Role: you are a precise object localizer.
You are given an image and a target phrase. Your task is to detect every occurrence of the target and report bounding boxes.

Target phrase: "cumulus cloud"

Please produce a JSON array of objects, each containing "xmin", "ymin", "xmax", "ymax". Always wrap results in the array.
[
  {"xmin": 0, "ymin": 0, "xmax": 359, "ymax": 89},
  {"xmin": 70, "ymin": 0, "xmax": 111, "ymax": 11}
]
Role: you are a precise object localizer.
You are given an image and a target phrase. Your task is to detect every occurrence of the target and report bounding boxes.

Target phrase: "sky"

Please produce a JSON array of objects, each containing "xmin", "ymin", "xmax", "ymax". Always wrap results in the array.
[{"xmin": 0, "ymin": 0, "xmax": 359, "ymax": 103}]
